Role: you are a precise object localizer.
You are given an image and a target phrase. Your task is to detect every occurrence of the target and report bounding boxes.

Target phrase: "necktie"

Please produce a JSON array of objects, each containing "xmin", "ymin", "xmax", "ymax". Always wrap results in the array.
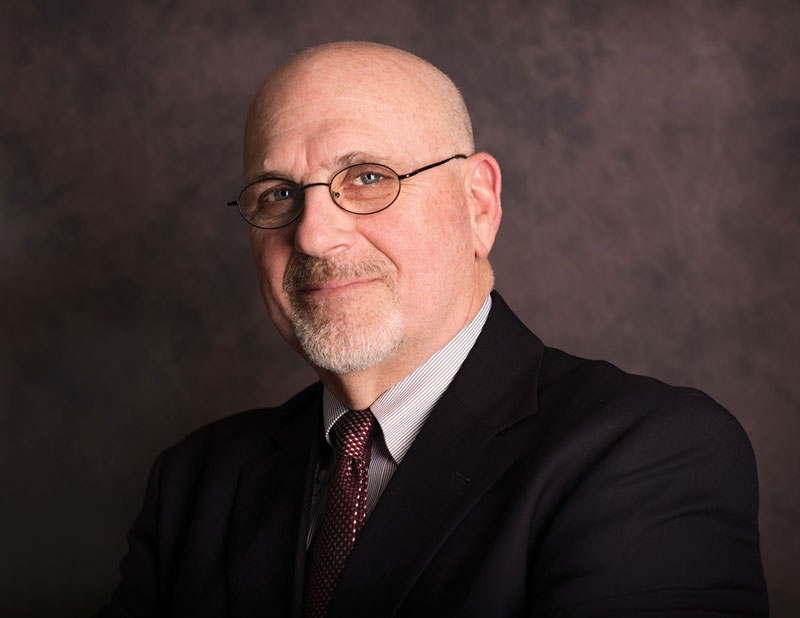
[{"xmin": 304, "ymin": 409, "xmax": 376, "ymax": 618}]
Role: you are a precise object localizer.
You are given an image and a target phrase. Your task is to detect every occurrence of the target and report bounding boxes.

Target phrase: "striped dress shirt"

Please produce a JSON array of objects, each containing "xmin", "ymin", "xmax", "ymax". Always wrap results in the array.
[{"xmin": 307, "ymin": 295, "xmax": 492, "ymax": 546}]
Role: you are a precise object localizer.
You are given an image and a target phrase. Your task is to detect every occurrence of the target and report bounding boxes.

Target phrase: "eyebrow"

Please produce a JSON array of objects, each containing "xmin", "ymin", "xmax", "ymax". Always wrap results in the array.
[
  {"xmin": 333, "ymin": 150, "xmax": 392, "ymax": 168},
  {"xmin": 247, "ymin": 151, "xmax": 393, "ymax": 185}
]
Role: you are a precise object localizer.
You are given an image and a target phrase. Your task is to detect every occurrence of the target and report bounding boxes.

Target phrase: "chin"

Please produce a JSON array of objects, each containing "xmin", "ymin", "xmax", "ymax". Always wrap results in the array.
[{"xmin": 291, "ymin": 300, "xmax": 403, "ymax": 374}]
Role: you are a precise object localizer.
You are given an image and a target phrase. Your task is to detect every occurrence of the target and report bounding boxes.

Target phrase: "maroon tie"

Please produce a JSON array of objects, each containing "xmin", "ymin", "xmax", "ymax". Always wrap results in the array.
[{"xmin": 304, "ymin": 409, "xmax": 376, "ymax": 618}]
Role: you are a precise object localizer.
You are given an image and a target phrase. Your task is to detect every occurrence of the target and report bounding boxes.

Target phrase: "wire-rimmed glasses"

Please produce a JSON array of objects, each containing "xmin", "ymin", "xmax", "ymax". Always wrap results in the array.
[{"xmin": 227, "ymin": 154, "xmax": 467, "ymax": 229}]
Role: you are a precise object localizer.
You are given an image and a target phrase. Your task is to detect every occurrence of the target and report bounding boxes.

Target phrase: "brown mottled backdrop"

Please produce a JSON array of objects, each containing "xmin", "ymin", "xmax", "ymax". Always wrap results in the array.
[{"xmin": 1, "ymin": 1, "xmax": 797, "ymax": 616}]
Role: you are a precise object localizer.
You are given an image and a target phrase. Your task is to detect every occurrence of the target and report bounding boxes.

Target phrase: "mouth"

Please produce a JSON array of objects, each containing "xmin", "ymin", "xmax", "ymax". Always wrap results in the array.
[
  {"xmin": 283, "ymin": 254, "xmax": 396, "ymax": 303},
  {"xmin": 299, "ymin": 277, "xmax": 381, "ymax": 296}
]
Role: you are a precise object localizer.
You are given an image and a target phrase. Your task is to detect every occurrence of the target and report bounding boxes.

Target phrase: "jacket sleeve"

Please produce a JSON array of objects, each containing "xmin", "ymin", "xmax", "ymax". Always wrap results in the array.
[
  {"xmin": 530, "ymin": 393, "xmax": 769, "ymax": 617},
  {"xmin": 93, "ymin": 454, "xmax": 163, "ymax": 618}
]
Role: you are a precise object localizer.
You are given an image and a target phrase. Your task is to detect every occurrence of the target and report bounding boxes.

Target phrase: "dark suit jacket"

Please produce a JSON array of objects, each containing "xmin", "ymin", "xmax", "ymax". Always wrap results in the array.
[{"xmin": 97, "ymin": 293, "xmax": 768, "ymax": 617}]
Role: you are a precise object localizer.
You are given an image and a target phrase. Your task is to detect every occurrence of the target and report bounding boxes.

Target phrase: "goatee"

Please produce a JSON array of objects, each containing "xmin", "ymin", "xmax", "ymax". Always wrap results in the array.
[{"xmin": 283, "ymin": 255, "xmax": 403, "ymax": 374}]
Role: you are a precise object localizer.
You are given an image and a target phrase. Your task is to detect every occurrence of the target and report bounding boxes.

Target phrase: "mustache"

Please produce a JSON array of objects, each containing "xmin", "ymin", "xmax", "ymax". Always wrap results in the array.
[{"xmin": 283, "ymin": 255, "xmax": 394, "ymax": 296}]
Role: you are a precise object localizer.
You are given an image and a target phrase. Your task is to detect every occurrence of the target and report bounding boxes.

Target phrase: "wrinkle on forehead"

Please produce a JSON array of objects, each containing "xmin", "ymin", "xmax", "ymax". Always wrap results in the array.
[
  {"xmin": 245, "ymin": 113, "xmax": 417, "ymax": 183},
  {"xmin": 243, "ymin": 42, "xmax": 473, "ymax": 173}
]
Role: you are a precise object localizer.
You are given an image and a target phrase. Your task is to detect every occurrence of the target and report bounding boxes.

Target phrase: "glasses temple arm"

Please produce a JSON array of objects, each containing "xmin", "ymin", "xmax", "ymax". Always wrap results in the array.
[{"xmin": 397, "ymin": 154, "xmax": 467, "ymax": 180}]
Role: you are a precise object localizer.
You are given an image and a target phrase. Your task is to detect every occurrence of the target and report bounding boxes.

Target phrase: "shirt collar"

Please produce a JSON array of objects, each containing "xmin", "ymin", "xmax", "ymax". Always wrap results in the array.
[{"xmin": 322, "ymin": 294, "xmax": 492, "ymax": 463}]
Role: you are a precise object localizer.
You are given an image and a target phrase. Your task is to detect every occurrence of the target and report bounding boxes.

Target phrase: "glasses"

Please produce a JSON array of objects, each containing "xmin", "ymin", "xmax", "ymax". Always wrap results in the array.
[{"xmin": 228, "ymin": 154, "xmax": 467, "ymax": 229}]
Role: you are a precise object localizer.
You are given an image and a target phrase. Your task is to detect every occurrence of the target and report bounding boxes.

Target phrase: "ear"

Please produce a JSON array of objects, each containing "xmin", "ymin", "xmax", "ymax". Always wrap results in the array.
[{"xmin": 463, "ymin": 153, "xmax": 502, "ymax": 259}]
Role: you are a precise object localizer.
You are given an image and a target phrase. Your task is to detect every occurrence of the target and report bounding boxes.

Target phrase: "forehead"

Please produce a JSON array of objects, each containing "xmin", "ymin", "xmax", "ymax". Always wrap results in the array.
[{"xmin": 244, "ymin": 53, "xmax": 452, "ymax": 179}]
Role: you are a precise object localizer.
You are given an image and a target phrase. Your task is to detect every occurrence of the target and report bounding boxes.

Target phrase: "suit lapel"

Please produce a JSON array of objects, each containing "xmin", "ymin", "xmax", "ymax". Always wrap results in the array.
[
  {"xmin": 227, "ymin": 386, "xmax": 322, "ymax": 618},
  {"xmin": 328, "ymin": 293, "xmax": 544, "ymax": 616}
]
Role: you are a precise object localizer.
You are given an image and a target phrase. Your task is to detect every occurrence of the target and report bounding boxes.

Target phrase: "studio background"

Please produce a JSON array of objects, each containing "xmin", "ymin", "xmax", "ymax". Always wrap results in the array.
[{"xmin": 1, "ymin": 1, "xmax": 797, "ymax": 616}]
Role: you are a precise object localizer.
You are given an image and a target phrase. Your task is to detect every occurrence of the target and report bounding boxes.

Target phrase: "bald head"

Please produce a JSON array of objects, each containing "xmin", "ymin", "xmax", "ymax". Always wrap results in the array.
[{"xmin": 243, "ymin": 42, "xmax": 474, "ymax": 176}]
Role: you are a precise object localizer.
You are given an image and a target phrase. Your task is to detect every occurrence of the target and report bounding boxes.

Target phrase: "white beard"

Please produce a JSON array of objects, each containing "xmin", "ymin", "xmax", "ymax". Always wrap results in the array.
[
  {"xmin": 284, "ymin": 255, "xmax": 403, "ymax": 374},
  {"xmin": 291, "ymin": 299, "xmax": 402, "ymax": 373}
]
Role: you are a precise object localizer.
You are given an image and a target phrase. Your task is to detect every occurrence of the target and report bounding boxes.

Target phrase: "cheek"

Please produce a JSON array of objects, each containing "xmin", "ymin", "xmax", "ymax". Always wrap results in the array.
[
  {"xmin": 416, "ymin": 192, "xmax": 474, "ymax": 266},
  {"xmin": 384, "ymin": 190, "xmax": 474, "ymax": 294},
  {"xmin": 250, "ymin": 230, "xmax": 295, "ymax": 331}
]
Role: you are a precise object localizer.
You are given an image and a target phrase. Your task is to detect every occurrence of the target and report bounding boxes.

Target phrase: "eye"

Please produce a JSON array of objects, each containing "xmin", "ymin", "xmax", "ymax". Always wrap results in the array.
[
  {"xmin": 332, "ymin": 163, "xmax": 397, "ymax": 207},
  {"xmin": 260, "ymin": 185, "xmax": 296, "ymax": 203},
  {"xmin": 355, "ymin": 171, "xmax": 384, "ymax": 186}
]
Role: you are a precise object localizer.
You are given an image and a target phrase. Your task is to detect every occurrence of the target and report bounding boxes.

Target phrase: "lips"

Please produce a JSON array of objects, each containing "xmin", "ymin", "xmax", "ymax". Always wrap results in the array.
[
  {"xmin": 283, "ymin": 255, "xmax": 395, "ymax": 298},
  {"xmin": 300, "ymin": 277, "xmax": 379, "ymax": 294}
]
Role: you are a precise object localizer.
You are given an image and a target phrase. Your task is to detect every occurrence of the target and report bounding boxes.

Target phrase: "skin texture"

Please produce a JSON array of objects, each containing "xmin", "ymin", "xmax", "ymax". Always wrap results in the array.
[{"xmin": 246, "ymin": 42, "xmax": 502, "ymax": 410}]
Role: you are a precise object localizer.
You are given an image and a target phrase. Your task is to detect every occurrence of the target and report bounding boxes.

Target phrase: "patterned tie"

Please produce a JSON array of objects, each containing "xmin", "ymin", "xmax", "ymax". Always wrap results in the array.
[{"xmin": 304, "ymin": 409, "xmax": 376, "ymax": 618}]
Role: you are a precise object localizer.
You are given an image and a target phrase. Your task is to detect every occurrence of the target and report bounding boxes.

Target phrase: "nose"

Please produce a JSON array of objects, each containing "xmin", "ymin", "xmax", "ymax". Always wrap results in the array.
[{"xmin": 293, "ymin": 184, "xmax": 357, "ymax": 258}]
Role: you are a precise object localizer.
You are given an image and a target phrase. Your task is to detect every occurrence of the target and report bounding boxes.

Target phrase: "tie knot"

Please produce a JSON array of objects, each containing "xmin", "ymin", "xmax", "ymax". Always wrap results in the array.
[{"xmin": 332, "ymin": 409, "xmax": 375, "ymax": 462}]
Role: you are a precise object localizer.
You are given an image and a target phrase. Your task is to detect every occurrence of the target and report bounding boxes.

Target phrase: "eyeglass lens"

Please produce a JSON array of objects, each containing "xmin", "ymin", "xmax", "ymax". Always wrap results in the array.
[{"xmin": 238, "ymin": 162, "xmax": 401, "ymax": 229}]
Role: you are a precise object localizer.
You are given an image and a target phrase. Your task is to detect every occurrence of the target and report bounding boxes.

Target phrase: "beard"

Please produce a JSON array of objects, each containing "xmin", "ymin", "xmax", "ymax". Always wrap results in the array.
[{"xmin": 283, "ymin": 254, "xmax": 403, "ymax": 374}]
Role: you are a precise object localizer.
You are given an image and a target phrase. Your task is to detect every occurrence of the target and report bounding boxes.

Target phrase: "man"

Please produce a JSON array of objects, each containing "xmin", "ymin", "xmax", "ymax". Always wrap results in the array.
[{"xmin": 97, "ymin": 42, "xmax": 768, "ymax": 617}]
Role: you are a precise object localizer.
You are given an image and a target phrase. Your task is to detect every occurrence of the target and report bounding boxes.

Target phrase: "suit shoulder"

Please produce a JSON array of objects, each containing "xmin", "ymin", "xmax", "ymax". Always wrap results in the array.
[
  {"xmin": 537, "ymin": 346, "xmax": 751, "ymax": 452},
  {"xmin": 540, "ymin": 345, "xmax": 684, "ymax": 402},
  {"xmin": 159, "ymin": 381, "xmax": 322, "ymax": 467},
  {"xmin": 528, "ymin": 348, "xmax": 765, "ymax": 615}
]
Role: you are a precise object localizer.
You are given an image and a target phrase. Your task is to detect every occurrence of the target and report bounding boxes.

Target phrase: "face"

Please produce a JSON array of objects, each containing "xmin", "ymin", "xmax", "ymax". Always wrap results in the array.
[{"xmin": 246, "ymin": 50, "xmax": 481, "ymax": 376}]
